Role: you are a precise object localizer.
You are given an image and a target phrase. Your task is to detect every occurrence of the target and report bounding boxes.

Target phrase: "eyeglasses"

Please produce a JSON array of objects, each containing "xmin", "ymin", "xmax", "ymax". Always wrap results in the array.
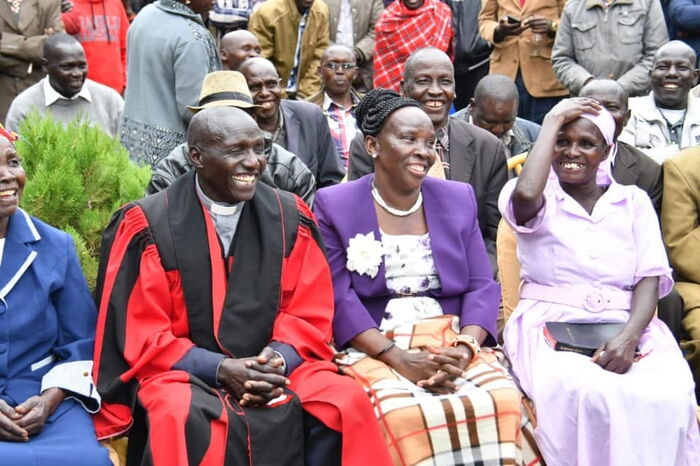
[{"xmin": 322, "ymin": 62, "xmax": 357, "ymax": 71}]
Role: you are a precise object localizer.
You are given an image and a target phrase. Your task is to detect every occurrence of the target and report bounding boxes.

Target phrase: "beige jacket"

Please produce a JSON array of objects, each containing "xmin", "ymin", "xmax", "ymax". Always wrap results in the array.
[
  {"xmin": 249, "ymin": 0, "xmax": 329, "ymax": 99},
  {"xmin": 479, "ymin": 0, "xmax": 568, "ymax": 98},
  {"xmin": 0, "ymin": 0, "xmax": 64, "ymax": 122}
]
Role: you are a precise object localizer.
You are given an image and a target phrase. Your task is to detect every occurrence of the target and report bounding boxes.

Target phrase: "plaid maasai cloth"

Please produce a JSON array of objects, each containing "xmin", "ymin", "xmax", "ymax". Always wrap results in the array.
[
  {"xmin": 338, "ymin": 316, "xmax": 543, "ymax": 466},
  {"xmin": 373, "ymin": 0, "xmax": 453, "ymax": 91}
]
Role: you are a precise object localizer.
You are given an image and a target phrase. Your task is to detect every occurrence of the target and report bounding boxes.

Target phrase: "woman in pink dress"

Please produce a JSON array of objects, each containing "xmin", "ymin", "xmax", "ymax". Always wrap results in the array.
[{"xmin": 499, "ymin": 97, "xmax": 700, "ymax": 465}]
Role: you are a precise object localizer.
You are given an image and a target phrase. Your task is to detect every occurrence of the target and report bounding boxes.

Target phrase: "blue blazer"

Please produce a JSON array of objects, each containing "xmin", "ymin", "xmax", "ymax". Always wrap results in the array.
[{"xmin": 0, "ymin": 209, "xmax": 98, "ymax": 416}]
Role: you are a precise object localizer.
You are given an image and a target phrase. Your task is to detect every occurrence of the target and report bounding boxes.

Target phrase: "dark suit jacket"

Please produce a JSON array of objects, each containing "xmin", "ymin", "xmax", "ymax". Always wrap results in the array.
[
  {"xmin": 612, "ymin": 141, "xmax": 663, "ymax": 215},
  {"xmin": 280, "ymin": 100, "xmax": 345, "ymax": 188},
  {"xmin": 347, "ymin": 118, "xmax": 507, "ymax": 269}
]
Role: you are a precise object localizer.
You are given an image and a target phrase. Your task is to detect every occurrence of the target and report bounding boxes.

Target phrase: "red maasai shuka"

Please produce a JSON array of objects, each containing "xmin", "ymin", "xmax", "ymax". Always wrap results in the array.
[{"xmin": 373, "ymin": 0, "xmax": 454, "ymax": 91}]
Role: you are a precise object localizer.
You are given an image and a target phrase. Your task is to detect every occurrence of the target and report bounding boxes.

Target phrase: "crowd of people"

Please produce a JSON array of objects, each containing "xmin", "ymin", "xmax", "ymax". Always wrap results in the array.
[{"xmin": 1, "ymin": 0, "xmax": 700, "ymax": 464}]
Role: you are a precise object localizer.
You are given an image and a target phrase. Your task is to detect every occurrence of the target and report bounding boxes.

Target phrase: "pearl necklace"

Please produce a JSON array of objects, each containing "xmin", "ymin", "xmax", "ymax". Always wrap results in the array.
[{"xmin": 371, "ymin": 184, "xmax": 423, "ymax": 217}]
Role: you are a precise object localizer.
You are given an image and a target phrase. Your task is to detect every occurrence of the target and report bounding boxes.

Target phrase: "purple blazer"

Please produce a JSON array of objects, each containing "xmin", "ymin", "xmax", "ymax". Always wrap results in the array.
[{"xmin": 314, "ymin": 175, "xmax": 500, "ymax": 348}]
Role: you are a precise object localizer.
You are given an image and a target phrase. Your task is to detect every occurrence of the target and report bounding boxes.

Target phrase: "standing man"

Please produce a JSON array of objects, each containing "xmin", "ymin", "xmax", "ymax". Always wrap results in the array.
[
  {"xmin": 60, "ymin": 0, "xmax": 129, "ymax": 94},
  {"xmin": 248, "ymin": 0, "xmax": 329, "ymax": 99},
  {"xmin": 348, "ymin": 48, "xmax": 507, "ymax": 268},
  {"xmin": 0, "ymin": 0, "xmax": 64, "ymax": 123},
  {"xmin": 219, "ymin": 29, "xmax": 261, "ymax": 71},
  {"xmin": 240, "ymin": 56, "xmax": 344, "ymax": 187},
  {"xmin": 93, "ymin": 106, "xmax": 391, "ymax": 465},
  {"xmin": 620, "ymin": 41, "xmax": 700, "ymax": 164},
  {"xmin": 6, "ymin": 34, "xmax": 123, "ymax": 136},
  {"xmin": 447, "ymin": 0, "xmax": 493, "ymax": 109},
  {"xmin": 552, "ymin": 0, "xmax": 668, "ymax": 97},
  {"xmin": 479, "ymin": 0, "xmax": 568, "ymax": 124},
  {"xmin": 373, "ymin": 0, "xmax": 453, "ymax": 91},
  {"xmin": 324, "ymin": 0, "xmax": 383, "ymax": 93},
  {"xmin": 306, "ymin": 44, "xmax": 361, "ymax": 171}
]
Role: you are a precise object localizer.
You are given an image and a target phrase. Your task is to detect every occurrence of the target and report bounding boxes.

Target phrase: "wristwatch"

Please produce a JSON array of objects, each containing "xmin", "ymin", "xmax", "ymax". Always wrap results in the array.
[
  {"xmin": 548, "ymin": 20, "xmax": 558, "ymax": 35},
  {"xmin": 452, "ymin": 334, "xmax": 481, "ymax": 357}
]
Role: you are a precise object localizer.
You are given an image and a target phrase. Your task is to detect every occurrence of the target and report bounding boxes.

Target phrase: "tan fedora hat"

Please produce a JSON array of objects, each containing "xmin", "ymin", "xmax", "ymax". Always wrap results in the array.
[{"xmin": 187, "ymin": 71, "xmax": 259, "ymax": 112}]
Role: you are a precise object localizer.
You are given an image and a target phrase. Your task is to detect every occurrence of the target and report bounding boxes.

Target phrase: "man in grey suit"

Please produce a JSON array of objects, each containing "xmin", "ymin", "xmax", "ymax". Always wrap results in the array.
[
  {"xmin": 325, "ymin": 0, "xmax": 383, "ymax": 93},
  {"xmin": 348, "ymin": 47, "xmax": 507, "ymax": 268},
  {"xmin": 240, "ymin": 57, "xmax": 344, "ymax": 188}
]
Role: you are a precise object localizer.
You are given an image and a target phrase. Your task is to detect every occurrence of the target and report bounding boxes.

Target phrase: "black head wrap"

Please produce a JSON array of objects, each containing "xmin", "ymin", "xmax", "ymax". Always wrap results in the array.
[{"xmin": 355, "ymin": 88, "xmax": 421, "ymax": 136}]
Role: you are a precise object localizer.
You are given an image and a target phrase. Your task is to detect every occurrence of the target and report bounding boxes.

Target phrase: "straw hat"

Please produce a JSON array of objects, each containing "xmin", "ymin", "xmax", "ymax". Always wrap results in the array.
[{"xmin": 187, "ymin": 71, "xmax": 258, "ymax": 111}]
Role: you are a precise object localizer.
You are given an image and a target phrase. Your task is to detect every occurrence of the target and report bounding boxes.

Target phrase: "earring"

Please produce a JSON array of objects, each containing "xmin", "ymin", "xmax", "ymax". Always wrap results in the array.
[{"xmin": 370, "ymin": 152, "xmax": 377, "ymax": 159}]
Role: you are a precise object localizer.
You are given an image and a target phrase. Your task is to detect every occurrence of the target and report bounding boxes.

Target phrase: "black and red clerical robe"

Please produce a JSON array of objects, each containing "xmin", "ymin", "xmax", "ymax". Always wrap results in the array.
[{"xmin": 92, "ymin": 171, "xmax": 390, "ymax": 465}]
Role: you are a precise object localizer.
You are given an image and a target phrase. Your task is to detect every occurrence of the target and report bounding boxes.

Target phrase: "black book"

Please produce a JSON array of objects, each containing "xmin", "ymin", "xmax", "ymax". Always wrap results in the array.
[{"xmin": 543, "ymin": 322, "xmax": 627, "ymax": 357}]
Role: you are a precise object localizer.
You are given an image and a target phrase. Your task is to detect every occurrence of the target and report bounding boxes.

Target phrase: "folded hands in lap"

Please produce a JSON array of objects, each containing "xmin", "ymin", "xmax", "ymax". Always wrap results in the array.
[
  {"xmin": 217, "ymin": 346, "xmax": 289, "ymax": 407},
  {"xmin": 391, "ymin": 346, "xmax": 472, "ymax": 395},
  {"xmin": 0, "ymin": 388, "xmax": 66, "ymax": 441}
]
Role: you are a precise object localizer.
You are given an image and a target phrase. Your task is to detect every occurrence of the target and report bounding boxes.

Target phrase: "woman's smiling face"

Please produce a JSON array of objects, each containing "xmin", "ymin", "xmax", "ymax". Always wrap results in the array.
[
  {"xmin": 552, "ymin": 118, "xmax": 608, "ymax": 187},
  {"xmin": 0, "ymin": 137, "xmax": 26, "ymax": 237}
]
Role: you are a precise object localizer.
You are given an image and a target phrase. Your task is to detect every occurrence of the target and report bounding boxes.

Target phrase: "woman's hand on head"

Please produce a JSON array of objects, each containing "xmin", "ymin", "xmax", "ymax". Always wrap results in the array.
[
  {"xmin": 592, "ymin": 330, "xmax": 641, "ymax": 374},
  {"xmin": 0, "ymin": 399, "xmax": 27, "ymax": 442},
  {"xmin": 545, "ymin": 98, "xmax": 602, "ymax": 129}
]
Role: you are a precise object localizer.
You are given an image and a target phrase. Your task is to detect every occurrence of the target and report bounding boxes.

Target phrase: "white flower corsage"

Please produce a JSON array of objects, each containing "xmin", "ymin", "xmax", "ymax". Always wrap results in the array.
[{"xmin": 346, "ymin": 232, "xmax": 384, "ymax": 278}]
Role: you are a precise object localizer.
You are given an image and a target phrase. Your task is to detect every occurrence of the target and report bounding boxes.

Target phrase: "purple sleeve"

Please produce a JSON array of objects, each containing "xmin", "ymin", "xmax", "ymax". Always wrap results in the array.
[
  {"xmin": 459, "ymin": 186, "xmax": 501, "ymax": 345},
  {"xmin": 269, "ymin": 341, "xmax": 303, "ymax": 376},
  {"xmin": 314, "ymin": 192, "xmax": 379, "ymax": 348},
  {"xmin": 173, "ymin": 347, "xmax": 226, "ymax": 387}
]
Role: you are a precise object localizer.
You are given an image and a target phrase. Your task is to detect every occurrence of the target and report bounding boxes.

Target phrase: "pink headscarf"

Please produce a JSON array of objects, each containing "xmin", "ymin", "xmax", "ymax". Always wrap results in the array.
[
  {"xmin": 579, "ymin": 108, "xmax": 616, "ymax": 185},
  {"xmin": 549, "ymin": 108, "xmax": 617, "ymax": 185}
]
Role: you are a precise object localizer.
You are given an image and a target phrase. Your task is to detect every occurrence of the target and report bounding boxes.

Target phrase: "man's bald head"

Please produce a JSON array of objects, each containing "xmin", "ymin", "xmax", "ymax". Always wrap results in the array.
[
  {"xmin": 321, "ymin": 44, "xmax": 354, "ymax": 62},
  {"xmin": 188, "ymin": 106, "xmax": 258, "ymax": 149},
  {"xmin": 43, "ymin": 33, "xmax": 82, "ymax": 61},
  {"xmin": 469, "ymin": 75, "xmax": 519, "ymax": 139},
  {"xmin": 403, "ymin": 47, "xmax": 453, "ymax": 82},
  {"xmin": 579, "ymin": 79, "xmax": 629, "ymax": 138},
  {"xmin": 188, "ymin": 106, "xmax": 266, "ymax": 203},
  {"xmin": 473, "ymin": 74, "xmax": 519, "ymax": 104},
  {"xmin": 220, "ymin": 30, "xmax": 261, "ymax": 71},
  {"xmin": 42, "ymin": 33, "xmax": 87, "ymax": 98},
  {"xmin": 654, "ymin": 40, "xmax": 697, "ymax": 68},
  {"xmin": 239, "ymin": 57, "xmax": 279, "ymax": 80}
]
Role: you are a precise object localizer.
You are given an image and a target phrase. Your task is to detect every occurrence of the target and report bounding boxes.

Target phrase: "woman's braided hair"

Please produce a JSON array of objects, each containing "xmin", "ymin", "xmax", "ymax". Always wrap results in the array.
[{"xmin": 355, "ymin": 88, "xmax": 421, "ymax": 136}]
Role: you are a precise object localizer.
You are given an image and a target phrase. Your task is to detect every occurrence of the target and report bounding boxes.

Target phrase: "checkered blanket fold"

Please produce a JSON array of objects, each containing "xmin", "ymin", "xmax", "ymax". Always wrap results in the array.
[{"xmin": 337, "ymin": 315, "xmax": 543, "ymax": 466}]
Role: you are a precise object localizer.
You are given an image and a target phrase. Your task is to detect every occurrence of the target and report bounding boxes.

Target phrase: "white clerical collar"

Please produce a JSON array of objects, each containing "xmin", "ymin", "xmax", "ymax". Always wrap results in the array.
[
  {"xmin": 43, "ymin": 77, "xmax": 92, "ymax": 106},
  {"xmin": 195, "ymin": 175, "xmax": 240, "ymax": 215}
]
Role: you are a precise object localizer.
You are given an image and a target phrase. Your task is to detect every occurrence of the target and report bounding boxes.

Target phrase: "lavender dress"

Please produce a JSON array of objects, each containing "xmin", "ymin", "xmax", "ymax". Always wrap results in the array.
[{"xmin": 499, "ymin": 171, "xmax": 700, "ymax": 466}]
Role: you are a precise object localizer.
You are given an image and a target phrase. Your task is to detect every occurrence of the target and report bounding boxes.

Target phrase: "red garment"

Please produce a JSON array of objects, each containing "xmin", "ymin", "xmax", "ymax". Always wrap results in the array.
[
  {"xmin": 373, "ymin": 0, "xmax": 454, "ymax": 91},
  {"xmin": 92, "ymin": 172, "xmax": 391, "ymax": 465},
  {"xmin": 61, "ymin": 0, "xmax": 128, "ymax": 93}
]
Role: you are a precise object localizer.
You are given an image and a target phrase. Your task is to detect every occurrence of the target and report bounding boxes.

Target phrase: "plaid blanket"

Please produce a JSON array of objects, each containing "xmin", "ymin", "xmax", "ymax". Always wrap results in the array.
[
  {"xmin": 373, "ymin": 0, "xmax": 453, "ymax": 91},
  {"xmin": 338, "ymin": 315, "xmax": 543, "ymax": 465}
]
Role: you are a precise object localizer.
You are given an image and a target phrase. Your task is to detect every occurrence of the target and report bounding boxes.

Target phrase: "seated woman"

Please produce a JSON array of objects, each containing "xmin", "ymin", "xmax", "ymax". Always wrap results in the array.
[
  {"xmin": 500, "ymin": 98, "xmax": 700, "ymax": 465},
  {"xmin": 314, "ymin": 89, "xmax": 528, "ymax": 465},
  {"xmin": 0, "ymin": 128, "xmax": 110, "ymax": 465}
]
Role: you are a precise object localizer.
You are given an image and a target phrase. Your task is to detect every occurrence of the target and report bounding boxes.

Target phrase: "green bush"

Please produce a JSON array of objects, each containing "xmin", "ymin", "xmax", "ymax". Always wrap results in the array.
[{"xmin": 15, "ymin": 113, "xmax": 151, "ymax": 288}]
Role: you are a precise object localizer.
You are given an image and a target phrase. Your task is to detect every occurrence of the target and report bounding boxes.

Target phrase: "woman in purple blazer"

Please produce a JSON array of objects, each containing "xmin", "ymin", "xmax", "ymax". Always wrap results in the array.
[{"xmin": 314, "ymin": 89, "xmax": 528, "ymax": 465}]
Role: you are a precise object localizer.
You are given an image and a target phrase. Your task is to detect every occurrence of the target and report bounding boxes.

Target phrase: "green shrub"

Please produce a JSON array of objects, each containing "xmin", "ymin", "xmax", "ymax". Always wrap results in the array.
[{"xmin": 15, "ymin": 113, "xmax": 151, "ymax": 288}]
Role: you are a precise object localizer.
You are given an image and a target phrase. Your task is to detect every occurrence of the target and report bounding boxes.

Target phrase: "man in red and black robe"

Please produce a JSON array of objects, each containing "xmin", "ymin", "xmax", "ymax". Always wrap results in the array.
[{"xmin": 92, "ymin": 107, "xmax": 390, "ymax": 465}]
